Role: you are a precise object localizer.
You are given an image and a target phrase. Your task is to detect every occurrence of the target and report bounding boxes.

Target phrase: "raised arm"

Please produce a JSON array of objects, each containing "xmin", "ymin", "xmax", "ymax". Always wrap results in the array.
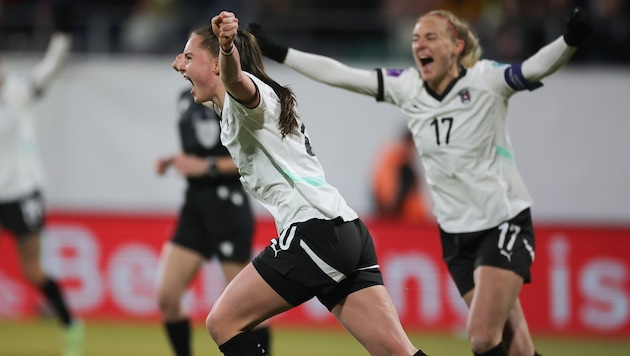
[
  {"xmin": 521, "ymin": 7, "xmax": 593, "ymax": 82},
  {"xmin": 212, "ymin": 11, "xmax": 259, "ymax": 108},
  {"xmin": 247, "ymin": 23, "xmax": 379, "ymax": 97},
  {"xmin": 31, "ymin": 0, "xmax": 74, "ymax": 94}
]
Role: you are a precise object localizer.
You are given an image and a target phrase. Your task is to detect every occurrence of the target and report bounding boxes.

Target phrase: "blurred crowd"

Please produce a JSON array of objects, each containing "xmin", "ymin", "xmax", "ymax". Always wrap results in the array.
[{"xmin": 1, "ymin": 0, "xmax": 628, "ymax": 64}]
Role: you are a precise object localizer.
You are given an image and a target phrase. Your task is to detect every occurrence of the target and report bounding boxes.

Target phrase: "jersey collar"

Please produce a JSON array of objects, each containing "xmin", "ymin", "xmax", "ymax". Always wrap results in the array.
[{"xmin": 424, "ymin": 66, "xmax": 467, "ymax": 101}]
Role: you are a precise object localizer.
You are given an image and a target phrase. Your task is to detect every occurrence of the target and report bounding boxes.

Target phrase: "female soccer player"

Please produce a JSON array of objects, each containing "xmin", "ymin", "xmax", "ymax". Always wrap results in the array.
[
  {"xmin": 248, "ymin": 7, "xmax": 593, "ymax": 356},
  {"xmin": 0, "ymin": 1, "xmax": 84, "ymax": 355},
  {"xmin": 172, "ymin": 10, "xmax": 428, "ymax": 356},
  {"xmin": 154, "ymin": 88, "xmax": 269, "ymax": 356}
]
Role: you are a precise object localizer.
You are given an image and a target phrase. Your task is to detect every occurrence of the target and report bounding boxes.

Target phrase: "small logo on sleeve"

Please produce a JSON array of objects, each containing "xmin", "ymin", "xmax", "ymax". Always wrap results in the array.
[{"xmin": 385, "ymin": 69, "xmax": 404, "ymax": 77}]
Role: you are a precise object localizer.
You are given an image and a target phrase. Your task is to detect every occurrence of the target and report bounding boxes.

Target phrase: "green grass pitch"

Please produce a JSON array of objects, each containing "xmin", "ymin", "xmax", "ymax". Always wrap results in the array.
[{"xmin": 1, "ymin": 319, "xmax": 628, "ymax": 355}]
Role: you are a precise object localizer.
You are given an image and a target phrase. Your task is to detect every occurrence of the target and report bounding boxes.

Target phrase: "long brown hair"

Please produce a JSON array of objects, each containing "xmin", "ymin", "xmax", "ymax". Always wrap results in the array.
[{"xmin": 192, "ymin": 26, "xmax": 299, "ymax": 138}]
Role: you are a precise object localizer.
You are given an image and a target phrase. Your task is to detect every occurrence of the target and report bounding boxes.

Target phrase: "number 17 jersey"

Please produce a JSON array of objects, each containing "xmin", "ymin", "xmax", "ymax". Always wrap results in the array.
[{"xmin": 379, "ymin": 60, "xmax": 532, "ymax": 234}]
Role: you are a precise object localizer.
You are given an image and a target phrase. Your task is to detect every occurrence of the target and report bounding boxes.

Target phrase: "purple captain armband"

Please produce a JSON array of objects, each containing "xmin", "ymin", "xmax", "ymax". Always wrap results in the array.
[{"xmin": 504, "ymin": 62, "xmax": 543, "ymax": 91}]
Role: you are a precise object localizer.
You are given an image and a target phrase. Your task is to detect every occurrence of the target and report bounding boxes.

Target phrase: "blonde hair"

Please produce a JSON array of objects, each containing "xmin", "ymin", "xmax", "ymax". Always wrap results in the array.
[{"xmin": 423, "ymin": 10, "xmax": 482, "ymax": 68}]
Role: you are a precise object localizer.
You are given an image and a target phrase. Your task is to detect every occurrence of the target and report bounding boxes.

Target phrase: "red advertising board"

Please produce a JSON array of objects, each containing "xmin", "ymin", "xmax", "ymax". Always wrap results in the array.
[{"xmin": 1, "ymin": 212, "xmax": 628, "ymax": 338}]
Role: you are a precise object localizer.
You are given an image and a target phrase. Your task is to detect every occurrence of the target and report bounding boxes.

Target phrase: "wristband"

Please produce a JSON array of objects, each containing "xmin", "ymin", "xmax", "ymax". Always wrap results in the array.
[
  {"xmin": 207, "ymin": 158, "xmax": 219, "ymax": 178},
  {"xmin": 220, "ymin": 44, "xmax": 235, "ymax": 56}
]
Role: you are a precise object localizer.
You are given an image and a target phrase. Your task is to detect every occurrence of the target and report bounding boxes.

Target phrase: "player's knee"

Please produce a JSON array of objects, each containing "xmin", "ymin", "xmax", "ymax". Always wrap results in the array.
[
  {"xmin": 156, "ymin": 289, "xmax": 180, "ymax": 317},
  {"xmin": 205, "ymin": 310, "xmax": 221, "ymax": 342},
  {"xmin": 468, "ymin": 328, "xmax": 501, "ymax": 353}
]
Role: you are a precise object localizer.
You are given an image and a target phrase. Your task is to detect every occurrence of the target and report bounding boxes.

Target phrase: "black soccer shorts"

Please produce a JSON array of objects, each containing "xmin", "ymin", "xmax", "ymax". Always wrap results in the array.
[
  {"xmin": 171, "ymin": 184, "xmax": 254, "ymax": 262},
  {"xmin": 0, "ymin": 190, "xmax": 46, "ymax": 238},
  {"xmin": 253, "ymin": 217, "xmax": 384, "ymax": 311},
  {"xmin": 440, "ymin": 208, "xmax": 535, "ymax": 296}
]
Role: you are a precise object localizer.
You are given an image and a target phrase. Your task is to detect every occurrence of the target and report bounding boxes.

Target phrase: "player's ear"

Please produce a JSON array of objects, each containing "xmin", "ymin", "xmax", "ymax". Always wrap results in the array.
[
  {"xmin": 454, "ymin": 39, "xmax": 465, "ymax": 56},
  {"xmin": 213, "ymin": 57, "xmax": 220, "ymax": 75}
]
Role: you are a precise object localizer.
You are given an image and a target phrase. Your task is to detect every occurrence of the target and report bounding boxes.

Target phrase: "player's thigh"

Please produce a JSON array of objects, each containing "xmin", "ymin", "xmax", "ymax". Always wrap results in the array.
[
  {"xmin": 332, "ymin": 285, "xmax": 415, "ymax": 356},
  {"xmin": 156, "ymin": 242, "xmax": 205, "ymax": 297},
  {"xmin": 219, "ymin": 260, "xmax": 249, "ymax": 283},
  {"xmin": 469, "ymin": 265, "xmax": 523, "ymax": 331},
  {"xmin": 208, "ymin": 263, "xmax": 292, "ymax": 335}
]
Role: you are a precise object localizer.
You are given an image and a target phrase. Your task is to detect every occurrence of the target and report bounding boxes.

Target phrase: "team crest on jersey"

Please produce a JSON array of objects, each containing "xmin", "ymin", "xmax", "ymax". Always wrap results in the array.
[{"xmin": 458, "ymin": 89, "xmax": 471, "ymax": 105}]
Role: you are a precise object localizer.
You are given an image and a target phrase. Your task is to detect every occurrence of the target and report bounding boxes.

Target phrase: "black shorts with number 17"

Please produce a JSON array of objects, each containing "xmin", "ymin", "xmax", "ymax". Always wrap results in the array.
[{"xmin": 440, "ymin": 208, "xmax": 536, "ymax": 296}]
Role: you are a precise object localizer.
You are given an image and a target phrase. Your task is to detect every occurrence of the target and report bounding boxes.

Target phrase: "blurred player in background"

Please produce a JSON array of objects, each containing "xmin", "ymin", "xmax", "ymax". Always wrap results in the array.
[
  {"xmin": 0, "ymin": 1, "xmax": 84, "ymax": 355},
  {"xmin": 249, "ymin": 6, "xmax": 593, "ymax": 356},
  {"xmin": 154, "ymin": 88, "xmax": 270, "ymax": 356}
]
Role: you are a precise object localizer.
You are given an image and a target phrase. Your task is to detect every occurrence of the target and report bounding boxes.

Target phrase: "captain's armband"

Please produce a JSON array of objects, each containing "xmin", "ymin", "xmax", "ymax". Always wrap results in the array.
[{"xmin": 504, "ymin": 63, "xmax": 543, "ymax": 91}]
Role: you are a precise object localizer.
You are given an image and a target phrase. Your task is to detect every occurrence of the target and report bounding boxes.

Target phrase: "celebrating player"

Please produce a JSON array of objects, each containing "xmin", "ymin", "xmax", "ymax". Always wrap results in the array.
[{"xmin": 248, "ymin": 7, "xmax": 593, "ymax": 356}]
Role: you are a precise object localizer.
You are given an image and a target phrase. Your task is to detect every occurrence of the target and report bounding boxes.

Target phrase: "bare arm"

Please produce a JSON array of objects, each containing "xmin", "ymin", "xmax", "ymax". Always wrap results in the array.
[
  {"xmin": 212, "ymin": 11, "xmax": 259, "ymax": 108},
  {"xmin": 155, "ymin": 152, "xmax": 238, "ymax": 177}
]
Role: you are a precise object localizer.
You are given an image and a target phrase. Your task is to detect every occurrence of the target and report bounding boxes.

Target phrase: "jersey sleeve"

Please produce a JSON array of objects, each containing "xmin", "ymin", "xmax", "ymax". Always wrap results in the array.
[
  {"xmin": 378, "ymin": 67, "xmax": 421, "ymax": 106},
  {"xmin": 226, "ymin": 73, "xmax": 268, "ymax": 125},
  {"xmin": 30, "ymin": 33, "xmax": 72, "ymax": 97},
  {"xmin": 520, "ymin": 36, "xmax": 576, "ymax": 82},
  {"xmin": 476, "ymin": 60, "xmax": 536, "ymax": 98},
  {"xmin": 284, "ymin": 48, "xmax": 380, "ymax": 97},
  {"xmin": 491, "ymin": 36, "xmax": 577, "ymax": 96}
]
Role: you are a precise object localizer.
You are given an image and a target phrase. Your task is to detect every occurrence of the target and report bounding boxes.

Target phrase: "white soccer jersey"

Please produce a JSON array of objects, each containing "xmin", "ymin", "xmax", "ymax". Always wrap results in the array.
[
  {"xmin": 219, "ymin": 73, "xmax": 358, "ymax": 234},
  {"xmin": 379, "ymin": 61, "xmax": 531, "ymax": 233},
  {"xmin": 283, "ymin": 37, "xmax": 575, "ymax": 233},
  {"xmin": 0, "ymin": 33, "xmax": 71, "ymax": 202}
]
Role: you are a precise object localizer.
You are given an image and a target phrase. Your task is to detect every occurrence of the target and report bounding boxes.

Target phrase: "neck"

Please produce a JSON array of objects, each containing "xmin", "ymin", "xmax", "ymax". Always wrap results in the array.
[{"xmin": 428, "ymin": 65, "xmax": 461, "ymax": 95}]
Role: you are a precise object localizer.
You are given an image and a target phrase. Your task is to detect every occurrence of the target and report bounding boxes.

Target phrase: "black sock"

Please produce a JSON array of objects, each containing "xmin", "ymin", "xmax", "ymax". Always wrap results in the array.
[
  {"xmin": 165, "ymin": 319, "xmax": 191, "ymax": 356},
  {"xmin": 250, "ymin": 326, "xmax": 271, "ymax": 355},
  {"xmin": 38, "ymin": 277, "xmax": 72, "ymax": 327},
  {"xmin": 414, "ymin": 350, "xmax": 428, "ymax": 355},
  {"xmin": 534, "ymin": 352, "xmax": 543, "ymax": 356},
  {"xmin": 219, "ymin": 331, "xmax": 269, "ymax": 356},
  {"xmin": 474, "ymin": 343, "xmax": 508, "ymax": 356}
]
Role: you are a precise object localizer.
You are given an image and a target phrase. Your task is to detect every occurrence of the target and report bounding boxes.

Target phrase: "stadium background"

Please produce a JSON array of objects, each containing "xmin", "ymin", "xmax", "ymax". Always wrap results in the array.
[{"xmin": 1, "ymin": 0, "xmax": 629, "ymax": 353}]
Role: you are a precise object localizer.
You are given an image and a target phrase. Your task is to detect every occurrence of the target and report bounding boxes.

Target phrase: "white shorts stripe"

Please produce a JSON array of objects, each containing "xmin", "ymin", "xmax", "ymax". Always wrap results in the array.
[
  {"xmin": 354, "ymin": 264, "xmax": 380, "ymax": 272},
  {"xmin": 299, "ymin": 240, "xmax": 346, "ymax": 282}
]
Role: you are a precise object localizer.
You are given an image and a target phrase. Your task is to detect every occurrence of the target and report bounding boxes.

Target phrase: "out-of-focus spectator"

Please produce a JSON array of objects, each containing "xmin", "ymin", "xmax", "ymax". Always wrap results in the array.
[
  {"xmin": 120, "ymin": 0, "xmax": 180, "ymax": 54},
  {"xmin": 372, "ymin": 129, "xmax": 431, "ymax": 224},
  {"xmin": 1, "ymin": 0, "xmax": 628, "ymax": 64}
]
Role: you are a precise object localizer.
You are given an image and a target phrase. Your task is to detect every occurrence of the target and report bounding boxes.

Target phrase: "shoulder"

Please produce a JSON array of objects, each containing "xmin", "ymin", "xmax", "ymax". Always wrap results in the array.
[
  {"xmin": 381, "ymin": 67, "xmax": 421, "ymax": 82},
  {"xmin": 3, "ymin": 75, "xmax": 33, "ymax": 100},
  {"xmin": 469, "ymin": 59, "xmax": 509, "ymax": 77}
]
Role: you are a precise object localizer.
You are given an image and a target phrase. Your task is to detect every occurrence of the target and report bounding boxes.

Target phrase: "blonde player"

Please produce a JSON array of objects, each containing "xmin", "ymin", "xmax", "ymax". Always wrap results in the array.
[{"xmin": 249, "ymin": 7, "xmax": 593, "ymax": 356}]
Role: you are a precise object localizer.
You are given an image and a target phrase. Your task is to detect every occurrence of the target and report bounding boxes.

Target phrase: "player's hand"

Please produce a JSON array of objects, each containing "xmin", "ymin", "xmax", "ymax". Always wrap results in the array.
[
  {"xmin": 246, "ymin": 23, "xmax": 289, "ymax": 63},
  {"xmin": 155, "ymin": 156, "xmax": 174, "ymax": 176},
  {"xmin": 51, "ymin": 0, "xmax": 76, "ymax": 33},
  {"xmin": 563, "ymin": 7, "xmax": 593, "ymax": 47},
  {"xmin": 212, "ymin": 11, "xmax": 239, "ymax": 52}
]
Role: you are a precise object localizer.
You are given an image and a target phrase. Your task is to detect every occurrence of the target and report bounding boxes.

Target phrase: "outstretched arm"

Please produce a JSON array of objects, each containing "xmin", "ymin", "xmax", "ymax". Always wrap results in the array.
[
  {"xmin": 247, "ymin": 23, "xmax": 379, "ymax": 97},
  {"xmin": 212, "ymin": 11, "xmax": 259, "ymax": 108},
  {"xmin": 521, "ymin": 7, "xmax": 592, "ymax": 82},
  {"xmin": 31, "ymin": 0, "xmax": 74, "ymax": 95}
]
